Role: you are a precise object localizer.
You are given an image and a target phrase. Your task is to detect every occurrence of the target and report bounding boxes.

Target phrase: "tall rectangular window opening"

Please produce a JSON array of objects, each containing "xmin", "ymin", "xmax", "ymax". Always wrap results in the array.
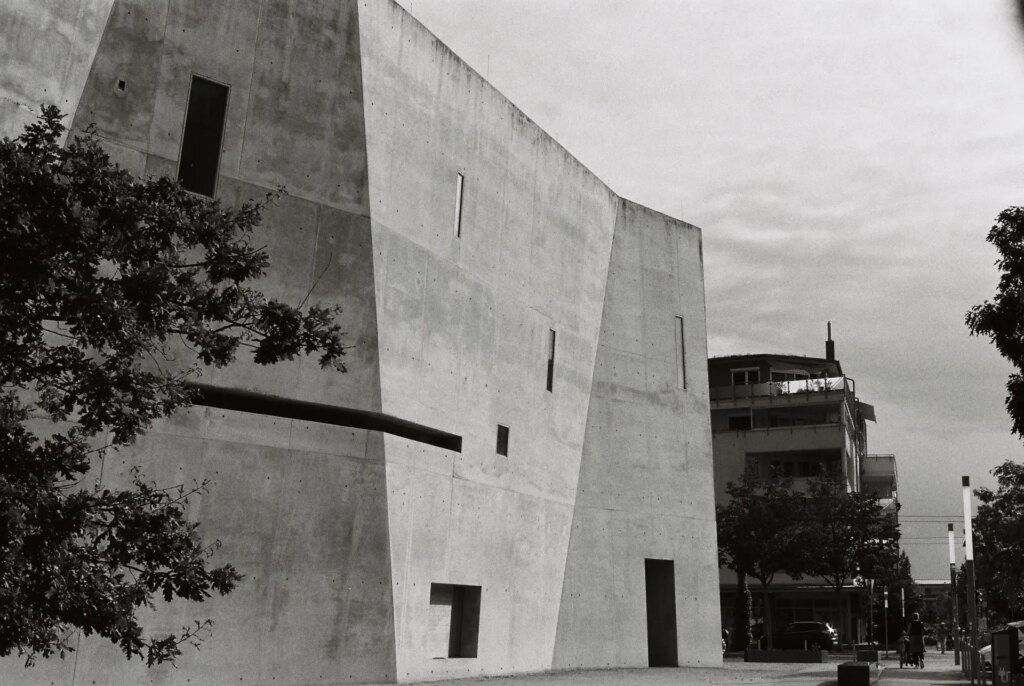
[
  {"xmin": 453, "ymin": 172, "xmax": 465, "ymax": 237},
  {"xmin": 429, "ymin": 583, "xmax": 481, "ymax": 658},
  {"xmin": 675, "ymin": 316, "xmax": 687, "ymax": 389},
  {"xmin": 546, "ymin": 329, "xmax": 556, "ymax": 392},
  {"xmin": 178, "ymin": 75, "xmax": 229, "ymax": 197},
  {"xmin": 496, "ymin": 424, "xmax": 509, "ymax": 456}
]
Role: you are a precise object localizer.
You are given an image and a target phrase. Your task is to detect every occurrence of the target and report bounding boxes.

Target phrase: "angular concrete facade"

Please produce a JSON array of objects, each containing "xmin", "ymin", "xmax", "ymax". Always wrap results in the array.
[{"xmin": 0, "ymin": 1, "xmax": 721, "ymax": 683}]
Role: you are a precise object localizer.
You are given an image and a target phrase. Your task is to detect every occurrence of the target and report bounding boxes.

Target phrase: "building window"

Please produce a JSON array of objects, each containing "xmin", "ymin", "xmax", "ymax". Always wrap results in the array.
[
  {"xmin": 727, "ymin": 415, "xmax": 752, "ymax": 431},
  {"xmin": 496, "ymin": 424, "xmax": 509, "ymax": 456},
  {"xmin": 731, "ymin": 368, "xmax": 759, "ymax": 386},
  {"xmin": 770, "ymin": 370, "xmax": 809, "ymax": 382},
  {"xmin": 178, "ymin": 75, "xmax": 229, "ymax": 197},
  {"xmin": 675, "ymin": 316, "xmax": 687, "ymax": 389},
  {"xmin": 546, "ymin": 329, "xmax": 556, "ymax": 392},
  {"xmin": 429, "ymin": 583, "xmax": 481, "ymax": 658},
  {"xmin": 453, "ymin": 172, "xmax": 465, "ymax": 237}
]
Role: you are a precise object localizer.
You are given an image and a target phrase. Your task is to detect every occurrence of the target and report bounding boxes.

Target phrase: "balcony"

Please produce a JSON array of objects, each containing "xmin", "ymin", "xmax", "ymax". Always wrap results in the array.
[
  {"xmin": 713, "ymin": 422, "xmax": 849, "ymax": 456},
  {"xmin": 861, "ymin": 454, "xmax": 898, "ymax": 508},
  {"xmin": 710, "ymin": 376, "xmax": 854, "ymax": 402}
]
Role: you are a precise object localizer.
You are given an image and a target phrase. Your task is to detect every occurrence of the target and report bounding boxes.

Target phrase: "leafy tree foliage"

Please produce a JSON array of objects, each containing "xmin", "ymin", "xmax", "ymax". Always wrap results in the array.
[
  {"xmin": 974, "ymin": 460, "xmax": 1024, "ymax": 622},
  {"xmin": 718, "ymin": 466, "xmax": 905, "ymax": 648},
  {"xmin": 803, "ymin": 472, "xmax": 900, "ymax": 596},
  {"xmin": 716, "ymin": 466, "xmax": 807, "ymax": 648},
  {"xmin": 966, "ymin": 206, "xmax": 1024, "ymax": 438},
  {"xmin": 0, "ymin": 108, "xmax": 346, "ymax": 666}
]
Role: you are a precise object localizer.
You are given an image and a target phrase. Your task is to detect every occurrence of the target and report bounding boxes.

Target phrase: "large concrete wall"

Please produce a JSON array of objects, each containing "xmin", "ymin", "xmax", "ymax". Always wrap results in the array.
[
  {"xmin": 0, "ymin": 0, "xmax": 114, "ymax": 140},
  {"xmin": 0, "ymin": 1, "xmax": 398, "ymax": 685},
  {"xmin": 357, "ymin": 1, "xmax": 620, "ymax": 679},
  {"xmin": 1, "ymin": 0, "xmax": 721, "ymax": 683},
  {"xmin": 553, "ymin": 201, "xmax": 721, "ymax": 669}
]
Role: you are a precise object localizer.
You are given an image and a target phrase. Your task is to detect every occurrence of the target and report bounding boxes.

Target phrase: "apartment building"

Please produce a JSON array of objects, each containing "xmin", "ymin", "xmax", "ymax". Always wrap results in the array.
[{"xmin": 710, "ymin": 330, "xmax": 896, "ymax": 645}]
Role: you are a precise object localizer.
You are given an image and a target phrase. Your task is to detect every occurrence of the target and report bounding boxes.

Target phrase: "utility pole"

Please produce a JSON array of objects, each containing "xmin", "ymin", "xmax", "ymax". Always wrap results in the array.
[
  {"xmin": 963, "ymin": 476, "xmax": 979, "ymax": 684},
  {"xmin": 949, "ymin": 523, "xmax": 960, "ymax": 666}
]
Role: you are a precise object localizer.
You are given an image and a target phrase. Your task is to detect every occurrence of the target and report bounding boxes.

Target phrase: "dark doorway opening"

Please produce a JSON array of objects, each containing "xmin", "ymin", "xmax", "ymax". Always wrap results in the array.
[
  {"xmin": 645, "ymin": 558, "xmax": 678, "ymax": 667},
  {"xmin": 430, "ymin": 583, "xmax": 481, "ymax": 658}
]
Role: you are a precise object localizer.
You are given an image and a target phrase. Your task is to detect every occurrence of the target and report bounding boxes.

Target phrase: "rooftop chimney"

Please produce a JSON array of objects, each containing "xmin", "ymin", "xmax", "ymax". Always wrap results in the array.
[{"xmin": 826, "ymin": 322, "xmax": 835, "ymax": 361}]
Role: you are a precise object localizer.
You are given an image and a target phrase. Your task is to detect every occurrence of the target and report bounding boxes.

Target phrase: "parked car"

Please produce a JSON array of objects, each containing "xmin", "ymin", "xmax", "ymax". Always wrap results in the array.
[{"xmin": 774, "ymin": 621, "xmax": 839, "ymax": 650}]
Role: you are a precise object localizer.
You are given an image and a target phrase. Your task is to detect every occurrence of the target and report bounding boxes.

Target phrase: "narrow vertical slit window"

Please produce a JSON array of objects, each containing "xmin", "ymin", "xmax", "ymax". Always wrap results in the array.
[
  {"xmin": 453, "ymin": 172, "xmax": 465, "ymax": 237},
  {"xmin": 675, "ymin": 316, "xmax": 687, "ymax": 389},
  {"xmin": 178, "ymin": 75, "xmax": 229, "ymax": 197},
  {"xmin": 546, "ymin": 329, "xmax": 556, "ymax": 392},
  {"xmin": 496, "ymin": 424, "xmax": 509, "ymax": 456}
]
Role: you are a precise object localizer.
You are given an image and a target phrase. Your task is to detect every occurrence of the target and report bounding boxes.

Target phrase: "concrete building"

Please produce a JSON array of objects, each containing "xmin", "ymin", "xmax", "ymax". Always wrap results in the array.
[
  {"xmin": 710, "ymin": 331, "xmax": 896, "ymax": 646},
  {"xmin": 1, "ymin": 1, "xmax": 721, "ymax": 684}
]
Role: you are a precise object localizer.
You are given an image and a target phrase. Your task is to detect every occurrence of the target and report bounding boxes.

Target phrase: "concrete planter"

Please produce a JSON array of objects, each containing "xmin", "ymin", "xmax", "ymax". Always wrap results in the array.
[{"xmin": 744, "ymin": 648, "xmax": 825, "ymax": 663}]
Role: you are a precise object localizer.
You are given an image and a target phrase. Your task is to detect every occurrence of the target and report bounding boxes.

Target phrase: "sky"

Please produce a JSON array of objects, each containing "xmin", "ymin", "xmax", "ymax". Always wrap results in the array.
[{"xmin": 393, "ymin": 0, "xmax": 1024, "ymax": 581}]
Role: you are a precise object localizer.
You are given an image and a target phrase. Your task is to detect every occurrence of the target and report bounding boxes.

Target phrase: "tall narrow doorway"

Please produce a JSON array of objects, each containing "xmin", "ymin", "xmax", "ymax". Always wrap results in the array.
[{"xmin": 644, "ymin": 558, "xmax": 678, "ymax": 667}]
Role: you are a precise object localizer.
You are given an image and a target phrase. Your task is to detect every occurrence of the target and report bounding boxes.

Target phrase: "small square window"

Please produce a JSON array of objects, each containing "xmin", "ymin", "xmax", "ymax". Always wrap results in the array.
[{"xmin": 496, "ymin": 424, "xmax": 509, "ymax": 456}]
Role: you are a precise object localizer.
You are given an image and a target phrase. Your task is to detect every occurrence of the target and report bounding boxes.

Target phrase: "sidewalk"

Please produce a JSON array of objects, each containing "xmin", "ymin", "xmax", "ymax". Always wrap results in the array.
[{"xmin": 403, "ymin": 650, "xmax": 972, "ymax": 686}]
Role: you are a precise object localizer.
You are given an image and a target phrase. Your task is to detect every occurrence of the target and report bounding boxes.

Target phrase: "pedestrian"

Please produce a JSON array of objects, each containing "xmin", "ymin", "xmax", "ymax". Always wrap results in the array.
[
  {"xmin": 937, "ymin": 622, "xmax": 947, "ymax": 654},
  {"xmin": 906, "ymin": 612, "xmax": 926, "ymax": 668}
]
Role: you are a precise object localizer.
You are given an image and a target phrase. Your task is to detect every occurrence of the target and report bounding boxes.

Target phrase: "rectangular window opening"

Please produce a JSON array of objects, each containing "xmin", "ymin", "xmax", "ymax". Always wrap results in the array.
[
  {"xmin": 178, "ymin": 75, "xmax": 229, "ymax": 197},
  {"xmin": 453, "ymin": 172, "xmax": 465, "ymax": 237},
  {"xmin": 429, "ymin": 583, "xmax": 481, "ymax": 658},
  {"xmin": 496, "ymin": 424, "xmax": 509, "ymax": 456},
  {"xmin": 675, "ymin": 316, "xmax": 687, "ymax": 389},
  {"xmin": 731, "ymin": 368, "xmax": 760, "ymax": 386},
  {"xmin": 727, "ymin": 415, "xmax": 752, "ymax": 431},
  {"xmin": 546, "ymin": 329, "xmax": 556, "ymax": 392}
]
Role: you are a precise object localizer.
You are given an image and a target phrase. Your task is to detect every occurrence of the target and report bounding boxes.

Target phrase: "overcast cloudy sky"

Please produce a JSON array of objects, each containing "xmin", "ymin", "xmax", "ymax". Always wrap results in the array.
[{"xmin": 394, "ymin": 0, "xmax": 1024, "ymax": 580}]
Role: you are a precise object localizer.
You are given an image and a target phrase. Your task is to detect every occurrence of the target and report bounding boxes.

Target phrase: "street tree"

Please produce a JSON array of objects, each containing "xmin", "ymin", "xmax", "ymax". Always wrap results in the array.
[
  {"xmin": 974, "ymin": 460, "xmax": 1024, "ymax": 623},
  {"xmin": 966, "ymin": 206, "xmax": 1024, "ymax": 438},
  {"xmin": 803, "ymin": 471, "xmax": 901, "ymax": 638},
  {"xmin": 0, "ymin": 108, "xmax": 347, "ymax": 666},
  {"xmin": 716, "ymin": 466, "xmax": 807, "ymax": 649}
]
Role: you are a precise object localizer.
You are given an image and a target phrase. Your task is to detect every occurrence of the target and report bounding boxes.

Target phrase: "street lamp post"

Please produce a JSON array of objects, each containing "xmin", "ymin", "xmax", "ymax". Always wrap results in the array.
[
  {"xmin": 867, "ymin": 578, "xmax": 874, "ymax": 645},
  {"xmin": 963, "ymin": 476, "xmax": 978, "ymax": 685},
  {"xmin": 949, "ymin": 523, "xmax": 960, "ymax": 666},
  {"xmin": 884, "ymin": 587, "xmax": 889, "ymax": 658}
]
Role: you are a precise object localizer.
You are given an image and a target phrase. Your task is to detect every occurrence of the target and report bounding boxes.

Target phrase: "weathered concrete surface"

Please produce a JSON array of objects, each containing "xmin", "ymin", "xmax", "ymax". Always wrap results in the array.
[
  {"xmin": 0, "ymin": 1, "xmax": 396, "ymax": 685},
  {"xmin": 553, "ymin": 201, "xmax": 721, "ymax": 670},
  {"xmin": 0, "ymin": 0, "xmax": 114, "ymax": 140},
  {"xmin": 0, "ymin": 0, "xmax": 720, "ymax": 683},
  {"xmin": 358, "ymin": 0, "xmax": 623, "ymax": 680}
]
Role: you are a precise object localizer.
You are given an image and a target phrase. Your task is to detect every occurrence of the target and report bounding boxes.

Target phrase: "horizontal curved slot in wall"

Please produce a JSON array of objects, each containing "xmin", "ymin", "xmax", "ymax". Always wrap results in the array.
[{"xmin": 188, "ymin": 383, "xmax": 462, "ymax": 452}]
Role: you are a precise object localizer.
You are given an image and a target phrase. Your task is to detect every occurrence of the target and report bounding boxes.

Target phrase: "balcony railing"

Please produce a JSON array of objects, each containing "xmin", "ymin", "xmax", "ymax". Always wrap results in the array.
[{"xmin": 710, "ymin": 376, "xmax": 853, "ymax": 401}]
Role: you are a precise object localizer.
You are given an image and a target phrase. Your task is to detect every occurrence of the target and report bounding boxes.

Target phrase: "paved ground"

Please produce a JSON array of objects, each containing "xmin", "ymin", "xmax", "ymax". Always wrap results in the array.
[{"xmin": 406, "ymin": 650, "xmax": 976, "ymax": 686}]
